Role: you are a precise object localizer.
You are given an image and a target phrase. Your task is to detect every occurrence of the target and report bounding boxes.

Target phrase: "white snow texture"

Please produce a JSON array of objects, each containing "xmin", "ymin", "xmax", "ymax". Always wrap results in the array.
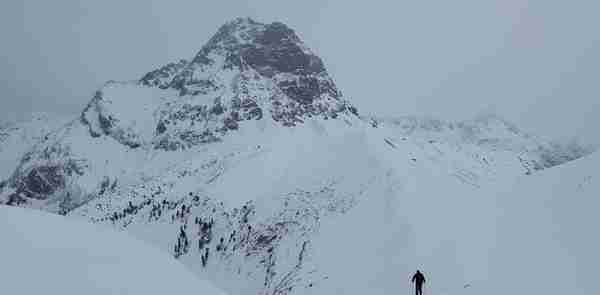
[
  {"xmin": 0, "ymin": 17, "xmax": 597, "ymax": 295},
  {"xmin": 0, "ymin": 206, "xmax": 225, "ymax": 295}
]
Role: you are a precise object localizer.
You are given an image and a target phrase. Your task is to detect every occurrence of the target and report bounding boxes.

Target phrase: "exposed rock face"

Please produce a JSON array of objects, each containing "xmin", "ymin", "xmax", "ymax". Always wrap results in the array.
[
  {"xmin": 78, "ymin": 18, "xmax": 357, "ymax": 152},
  {"xmin": 80, "ymin": 88, "xmax": 144, "ymax": 149},
  {"xmin": 174, "ymin": 18, "xmax": 339, "ymax": 104},
  {"xmin": 20, "ymin": 165, "xmax": 65, "ymax": 199},
  {"xmin": 146, "ymin": 18, "xmax": 355, "ymax": 149},
  {"xmin": 140, "ymin": 59, "xmax": 188, "ymax": 89},
  {"xmin": 1, "ymin": 18, "xmax": 359, "ymax": 210},
  {"xmin": 3, "ymin": 129, "xmax": 88, "ymax": 214}
]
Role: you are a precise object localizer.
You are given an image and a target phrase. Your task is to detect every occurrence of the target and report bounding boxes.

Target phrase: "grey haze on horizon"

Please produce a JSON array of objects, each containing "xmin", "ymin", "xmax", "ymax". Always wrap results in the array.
[{"xmin": 1, "ymin": 0, "xmax": 599, "ymax": 145}]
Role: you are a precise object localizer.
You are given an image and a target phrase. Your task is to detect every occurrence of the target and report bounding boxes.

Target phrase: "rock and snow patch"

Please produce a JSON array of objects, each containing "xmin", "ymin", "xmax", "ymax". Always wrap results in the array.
[{"xmin": 0, "ymin": 113, "xmax": 70, "ymax": 180}]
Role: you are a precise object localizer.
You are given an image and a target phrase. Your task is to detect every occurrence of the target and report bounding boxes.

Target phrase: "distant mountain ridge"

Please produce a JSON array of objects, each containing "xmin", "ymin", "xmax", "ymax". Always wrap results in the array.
[{"xmin": 373, "ymin": 114, "xmax": 594, "ymax": 173}]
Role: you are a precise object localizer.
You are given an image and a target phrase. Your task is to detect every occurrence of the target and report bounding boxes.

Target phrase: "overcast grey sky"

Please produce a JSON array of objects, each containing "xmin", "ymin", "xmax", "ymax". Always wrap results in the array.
[{"xmin": 1, "ymin": 0, "xmax": 599, "ymax": 144}]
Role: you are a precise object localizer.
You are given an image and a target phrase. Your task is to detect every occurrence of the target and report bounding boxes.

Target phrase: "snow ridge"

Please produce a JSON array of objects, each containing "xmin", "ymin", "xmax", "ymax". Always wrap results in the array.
[{"xmin": 374, "ymin": 114, "xmax": 594, "ymax": 172}]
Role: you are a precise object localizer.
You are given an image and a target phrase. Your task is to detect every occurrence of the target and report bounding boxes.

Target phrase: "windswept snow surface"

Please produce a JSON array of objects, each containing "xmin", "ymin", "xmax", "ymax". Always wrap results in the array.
[
  {"xmin": 0, "ymin": 206, "xmax": 226, "ymax": 295},
  {"xmin": 487, "ymin": 152, "xmax": 600, "ymax": 295}
]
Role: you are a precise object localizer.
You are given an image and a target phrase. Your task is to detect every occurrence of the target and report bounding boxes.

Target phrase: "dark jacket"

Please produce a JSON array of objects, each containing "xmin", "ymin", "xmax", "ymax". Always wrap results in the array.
[{"xmin": 411, "ymin": 271, "xmax": 426, "ymax": 285}]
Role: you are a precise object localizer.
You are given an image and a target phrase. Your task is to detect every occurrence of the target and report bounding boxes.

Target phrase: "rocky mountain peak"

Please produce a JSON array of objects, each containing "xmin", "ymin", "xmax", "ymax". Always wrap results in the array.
[
  {"xmin": 0, "ymin": 18, "xmax": 362, "ymax": 213},
  {"xmin": 201, "ymin": 17, "xmax": 267, "ymax": 51},
  {"xmin": 199, "ymin": 18, "xmax": 324, "ymax": 77},
  {"xmin": 142, "ymin": 18, "xmax": 339, "ymax": 103},
  {"xmin": 83, "ymin": 18, "xmax": 358, "ymax": 152}
]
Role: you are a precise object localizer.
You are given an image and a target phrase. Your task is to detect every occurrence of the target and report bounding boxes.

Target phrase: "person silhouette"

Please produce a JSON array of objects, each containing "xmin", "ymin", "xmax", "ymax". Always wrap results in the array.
[{"xmin": 411, "ymin": 270, "xmax": 426, "ymax": 295}]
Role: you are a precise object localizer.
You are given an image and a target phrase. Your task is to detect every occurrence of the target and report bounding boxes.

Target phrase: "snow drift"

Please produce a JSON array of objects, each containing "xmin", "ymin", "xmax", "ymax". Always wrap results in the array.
[{"xmin": 0, "ymin": 205, "xmax": 226, "ymax": 295}]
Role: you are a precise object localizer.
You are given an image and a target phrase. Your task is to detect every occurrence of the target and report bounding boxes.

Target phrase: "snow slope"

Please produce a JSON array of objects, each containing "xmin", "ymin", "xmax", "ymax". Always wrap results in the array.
[
  {"xmin": 0, "ymin": 205, "xmax": 226, "ymax": 295},
  {"xmin": 357, "ymin": 127, "xmax": 600, "ymax": 295},
  {"xmin": 69, "ymin": 119, "xmax": 599, "ymax": 295},
  {"xmin": 487, "ymin": 151, "xmax": 600, "ymax": 295},
  {"xmin": 0, "ymin": 17, "xmax": 596, "ymax": 295}
]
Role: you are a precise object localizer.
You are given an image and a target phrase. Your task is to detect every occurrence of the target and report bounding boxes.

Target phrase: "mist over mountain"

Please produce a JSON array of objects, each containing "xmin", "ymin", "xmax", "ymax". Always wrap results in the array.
[{"xmin": 1, "ymin": 18, "xmax": 597, "ymax": 295}]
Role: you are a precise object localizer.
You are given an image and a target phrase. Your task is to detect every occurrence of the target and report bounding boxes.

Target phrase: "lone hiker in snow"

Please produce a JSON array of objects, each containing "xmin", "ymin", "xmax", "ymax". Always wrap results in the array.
[{"xmin": 411, "ymin": 270, "xmax": 426, "ymax": 295}]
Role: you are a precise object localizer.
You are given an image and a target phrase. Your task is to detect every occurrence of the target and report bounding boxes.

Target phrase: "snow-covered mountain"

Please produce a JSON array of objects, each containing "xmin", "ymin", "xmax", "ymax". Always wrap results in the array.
[
  {"xmin": 84, "ymin": 17, "xmax": 355, "ymax": 151},
  {"xmin": 374, "ymin": 114, "xmax": 593, "ymax": 174},
  {"xmin": 0, "ymin": 206, "xmax": 225, "ymax": 295},
  {"xmin": 0, "ymin": 17, "xmax": 358, "ymax": 214},
  {"xmin": 0, "ymin": 17, "xmax": 597, "ymax": 295},
  {"xmin": 0, "ymin": 113, "xmax": 70, "ymax": 180}
]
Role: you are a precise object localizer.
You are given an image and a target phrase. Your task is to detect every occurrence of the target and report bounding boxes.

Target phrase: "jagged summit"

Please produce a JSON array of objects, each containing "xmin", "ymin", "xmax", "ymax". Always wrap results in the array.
[
  {"xmin": 82, "ymin": 18, "xmax": 357, "ymax": 151},
  {"xmin": 141, "ymin": 17, "xmax": 340, "ymax": 105},
  {"xmin": 197, "ymin": 17, "xmax": 324, "ymax": 76}
]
